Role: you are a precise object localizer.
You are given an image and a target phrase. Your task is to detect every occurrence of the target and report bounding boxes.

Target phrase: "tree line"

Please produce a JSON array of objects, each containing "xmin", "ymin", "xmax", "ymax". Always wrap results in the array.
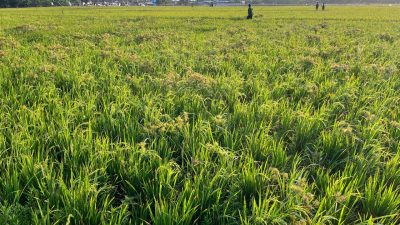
[
  {"xmin": 1, "ymin": 0, "xmax": 399, "ymax": 8},
  {"xmin": 0, "ymin": 0, "xmax": 76, "ymax": 7}
]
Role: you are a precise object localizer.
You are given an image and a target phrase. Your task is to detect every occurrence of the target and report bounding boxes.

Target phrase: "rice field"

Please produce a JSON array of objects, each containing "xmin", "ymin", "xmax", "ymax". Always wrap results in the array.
[{"xmin": 0, "ymin": 5, "xmax": 399, "ymax": 225}]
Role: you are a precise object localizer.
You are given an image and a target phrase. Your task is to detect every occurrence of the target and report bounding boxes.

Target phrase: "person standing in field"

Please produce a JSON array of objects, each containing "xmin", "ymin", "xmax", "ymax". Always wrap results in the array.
[
  {"xmin": 247, "ymin": 4, "xmax": 253, "ymax": 19},
  {"xmin": 322, "ymin": 3, "xmax": 325, "ymax": 11},
  {"xmin": 316, "ymin": 1, "xmax": 319, "ymax": 10}
]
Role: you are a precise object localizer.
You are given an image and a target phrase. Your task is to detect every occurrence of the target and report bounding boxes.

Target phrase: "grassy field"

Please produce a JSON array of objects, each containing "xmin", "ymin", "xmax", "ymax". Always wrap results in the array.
[{"xmin": 0, "ymin": 5, "xmax": 400, "ymax": 225}]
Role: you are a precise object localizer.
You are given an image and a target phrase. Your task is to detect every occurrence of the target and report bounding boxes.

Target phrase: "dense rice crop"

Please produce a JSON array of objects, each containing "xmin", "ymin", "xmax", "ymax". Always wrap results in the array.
[{"xmin": 0, "ymin": 5, "xmax": 399, "ymax": 225}]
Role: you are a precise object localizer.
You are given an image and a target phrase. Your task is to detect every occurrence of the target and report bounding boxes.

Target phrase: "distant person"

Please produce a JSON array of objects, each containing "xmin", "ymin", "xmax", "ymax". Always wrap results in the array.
[
  {"xmin": 316, "ymin": 1, "xmax": 319, "ymax": 10},
  {"xmin": 210, "ymin": 2, "xmax": 214, "ymax": 7},
  {"xmin": 247, "ymin": 4, "xmax": 253, "ymax": 19},
  {"xmin": 322, "ymin": 3, "xmax": 325, "ymax": 11}
]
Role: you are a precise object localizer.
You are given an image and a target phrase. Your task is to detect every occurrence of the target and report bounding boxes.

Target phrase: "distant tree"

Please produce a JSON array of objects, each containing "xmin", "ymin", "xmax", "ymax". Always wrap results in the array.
[
  {"xmin": 0, "ymin": 0, "xmax": 6, "ymax": 7},
  {"xmin": 179, "ymin": 0, "xmax": 188, "ymax": 5},
  {"xmin": 158, "ymin": 0, "xmax": 172, "ymax": 5},
  {"xmin": 11, "ymin": 0, "xmax": 23, "ymax": 7}
]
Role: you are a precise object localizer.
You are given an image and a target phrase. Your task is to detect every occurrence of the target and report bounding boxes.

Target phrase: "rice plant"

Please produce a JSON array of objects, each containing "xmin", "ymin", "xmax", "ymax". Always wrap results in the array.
[{"xmin": 0, "ymin": 5, "xmax": 399, "ymax": 225}]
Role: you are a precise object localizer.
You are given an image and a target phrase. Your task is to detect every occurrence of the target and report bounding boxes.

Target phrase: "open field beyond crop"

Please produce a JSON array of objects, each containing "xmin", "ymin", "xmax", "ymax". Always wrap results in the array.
[{"xmin": 0, "ymin": 5, "xmax": 400, "ymax": 225}]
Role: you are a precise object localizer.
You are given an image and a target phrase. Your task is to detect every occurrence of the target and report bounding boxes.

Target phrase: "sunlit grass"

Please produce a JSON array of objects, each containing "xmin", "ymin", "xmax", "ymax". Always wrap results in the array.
[{"xmin": 0, "ymin": 5, "xmax": 399, "ymax": 225}]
